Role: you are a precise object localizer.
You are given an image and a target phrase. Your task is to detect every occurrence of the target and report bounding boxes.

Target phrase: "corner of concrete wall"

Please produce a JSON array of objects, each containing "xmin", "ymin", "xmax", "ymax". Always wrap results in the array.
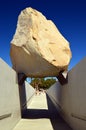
[
  {"xmin": 18, "ymin": 79, "xmax": 35, "ymax": 114},
  {"xmin": 47, "ymin": 57, "xmax": 86, "ymax": 130},
  {"xmin": 25, "ymin": 81, "xmax": 35, "ymax": 105},
  {"xmin": 0, "ymin": 58, "xmax": 21, "ymax": 130}
]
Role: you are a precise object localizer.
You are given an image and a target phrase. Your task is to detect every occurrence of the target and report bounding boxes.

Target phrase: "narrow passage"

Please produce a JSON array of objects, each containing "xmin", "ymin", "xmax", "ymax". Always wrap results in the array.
[{"xmin": 13, "ymin": 92, "xmax": 72, "ymax": 130}]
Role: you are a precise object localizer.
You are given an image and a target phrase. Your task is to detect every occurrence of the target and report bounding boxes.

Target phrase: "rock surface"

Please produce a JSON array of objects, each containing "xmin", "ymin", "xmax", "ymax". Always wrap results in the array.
[{"xmin": 10, "ymin": 7, "xmax": 72, "ymax": 77}]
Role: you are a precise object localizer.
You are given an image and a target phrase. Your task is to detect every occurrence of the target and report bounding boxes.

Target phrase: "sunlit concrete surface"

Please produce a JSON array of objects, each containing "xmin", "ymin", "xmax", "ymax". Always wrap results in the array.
[
  {"xmin": 13, "ymin": 118, "xmax": 53, "ymax": 130},
  {"xmin": 0, "ymin": 58, "xmax": 21, "ymax": 130},
  {"xmin": 27, "ymin": 93, "xmax": 48, "ymax": 109},
  {"xmin": 13, "ymin": 92, "xmax": 72, "ymax": 130}
]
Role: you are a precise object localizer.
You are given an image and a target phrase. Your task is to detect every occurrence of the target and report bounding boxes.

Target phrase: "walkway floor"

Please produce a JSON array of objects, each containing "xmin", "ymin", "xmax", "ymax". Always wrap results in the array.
[{"xmin": 13, "ymin": 92, "xmax": 72, "ymax": 130}]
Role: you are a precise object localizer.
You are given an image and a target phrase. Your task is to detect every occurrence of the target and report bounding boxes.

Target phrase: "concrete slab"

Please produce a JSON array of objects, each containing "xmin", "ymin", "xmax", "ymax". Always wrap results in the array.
[
  {"xmin": 13, "ymin": 92, "xmax": 72, "ymax": 130},
  {"xmin": 27, "ymin": 93, "xmax": 48, "ymax": 109},
  {"xmin": 13, "ymin": 119, "xmax": 53, "ymax": 130}
]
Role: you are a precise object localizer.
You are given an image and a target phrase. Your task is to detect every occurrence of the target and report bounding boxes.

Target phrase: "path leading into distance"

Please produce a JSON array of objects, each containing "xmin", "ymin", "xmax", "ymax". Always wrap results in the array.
[{"xmin": 13, "ymin": 92, "xmax": 72, "ymax": 130}]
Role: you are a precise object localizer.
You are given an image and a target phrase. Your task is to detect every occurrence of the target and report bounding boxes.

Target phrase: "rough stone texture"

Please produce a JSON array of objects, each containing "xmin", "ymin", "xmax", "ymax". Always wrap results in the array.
[{"xmin": 10, "ymin": 7, "xmax": 72, "ymax": 77}]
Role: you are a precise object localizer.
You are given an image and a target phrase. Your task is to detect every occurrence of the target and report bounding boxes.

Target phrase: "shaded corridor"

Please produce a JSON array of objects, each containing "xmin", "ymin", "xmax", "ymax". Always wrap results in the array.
[{"xmin": 13, "ymin": 93, "xmax": 72, "ymax": 130}]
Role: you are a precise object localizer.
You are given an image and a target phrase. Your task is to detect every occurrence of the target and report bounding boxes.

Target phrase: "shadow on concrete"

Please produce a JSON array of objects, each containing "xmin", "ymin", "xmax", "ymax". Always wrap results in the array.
[
  {"xmin": 18, "ymin": 82, "xmax": 27, "ymax": 115},
  {"xmin": 22, "ymin": 109, "xmax": 49, "ymax": 119},
  {"xmin": 46, "ymin": 95, "xmax": 73, "ymax": 130},
  {"xmin": 22, "ymin": 94, "xmax": 72, "ymax": 130}
]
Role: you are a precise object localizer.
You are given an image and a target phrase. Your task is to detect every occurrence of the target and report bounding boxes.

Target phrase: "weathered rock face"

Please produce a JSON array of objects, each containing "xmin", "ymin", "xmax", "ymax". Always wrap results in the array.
[{"xmin": 10, "ymin": 7, "xmax": 72, "ymax": 77}]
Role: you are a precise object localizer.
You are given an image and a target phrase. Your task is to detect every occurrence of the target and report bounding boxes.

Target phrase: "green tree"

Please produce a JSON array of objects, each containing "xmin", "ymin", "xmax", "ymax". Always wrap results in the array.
[{"xmin": 30, "ymin": 77, "xmax": 56, "ymax": 89}]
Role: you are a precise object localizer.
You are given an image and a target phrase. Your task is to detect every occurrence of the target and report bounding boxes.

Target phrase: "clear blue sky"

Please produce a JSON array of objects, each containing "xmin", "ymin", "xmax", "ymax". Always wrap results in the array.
[{"xmin": 0, "ymin": 0, "xmax": 86, "ymax": 70}]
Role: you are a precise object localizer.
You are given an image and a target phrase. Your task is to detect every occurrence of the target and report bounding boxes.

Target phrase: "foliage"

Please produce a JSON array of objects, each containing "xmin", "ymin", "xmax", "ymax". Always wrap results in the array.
[{"xmin": 30, "ymin": 77, "xmax": 56, "ymax": 89}]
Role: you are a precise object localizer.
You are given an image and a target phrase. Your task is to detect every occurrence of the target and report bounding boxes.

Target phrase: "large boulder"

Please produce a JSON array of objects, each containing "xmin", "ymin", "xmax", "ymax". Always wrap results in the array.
[{"xmin": 10, "ymin": 7, "xmax": 72, "ymax": 78}]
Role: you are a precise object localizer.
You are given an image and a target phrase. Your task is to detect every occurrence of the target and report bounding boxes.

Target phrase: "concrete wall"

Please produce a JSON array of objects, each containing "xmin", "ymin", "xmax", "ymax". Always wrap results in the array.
[
  {"xmin": 0, "ymin": 58, "xmax": 35, "ymax": 130},
  {"xmin": 47, "ymin": 57, "xmax": 86, "ymax": 130},
  {"xmin": 0, "ymin": 58, "xmax": 21, "ymax": 130},
  {"xmin": 25, "ymin": 81, "xmax": 35, "ymax": 105},
  {"xmin": 19, "ymin": 80, "xmax": 35, "ymax": 112}
]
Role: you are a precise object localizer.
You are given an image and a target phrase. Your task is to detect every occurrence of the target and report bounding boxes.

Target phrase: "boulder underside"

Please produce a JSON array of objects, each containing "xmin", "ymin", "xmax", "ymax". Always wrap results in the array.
[{"xmin": 10, "ymin": 7, "xmax": 72, "ymax": 78}]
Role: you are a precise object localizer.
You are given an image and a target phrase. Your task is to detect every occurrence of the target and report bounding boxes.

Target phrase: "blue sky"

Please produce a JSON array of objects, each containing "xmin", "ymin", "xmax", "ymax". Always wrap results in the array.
[{"xmin": 0, "ymin": 0, "xmax": 86, "ymax": 70}]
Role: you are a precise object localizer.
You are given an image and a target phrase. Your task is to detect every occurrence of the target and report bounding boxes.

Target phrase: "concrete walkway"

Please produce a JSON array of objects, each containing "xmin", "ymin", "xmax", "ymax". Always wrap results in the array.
[{"xmin": 13, "ymin": 92, "xmax": 72, "ymax": 130}]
